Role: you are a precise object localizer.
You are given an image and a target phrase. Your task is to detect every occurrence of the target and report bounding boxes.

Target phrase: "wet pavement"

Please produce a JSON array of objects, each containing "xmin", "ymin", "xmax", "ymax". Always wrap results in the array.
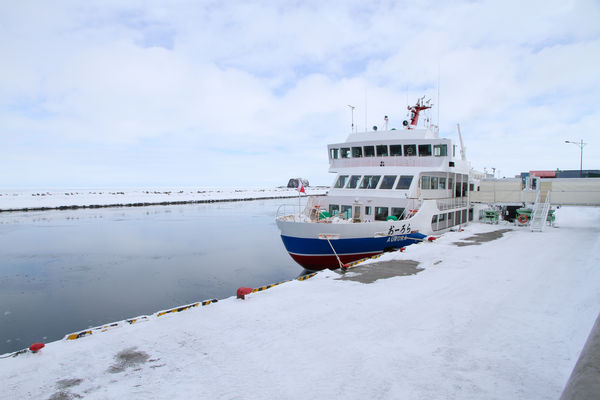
[
  {"xmin": 336, "ymin": 260, "xmax": 423, "ymax": 283},
  {"xmin": 452, "ymin": 229, "xmax": 513, "ymax": 246}
]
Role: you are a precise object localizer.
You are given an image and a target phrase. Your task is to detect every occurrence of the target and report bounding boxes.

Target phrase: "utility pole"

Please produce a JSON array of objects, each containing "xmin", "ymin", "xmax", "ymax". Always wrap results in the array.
[{"xmin": 565, "ymin": 139, "xmax": 587, "ymax": 177}]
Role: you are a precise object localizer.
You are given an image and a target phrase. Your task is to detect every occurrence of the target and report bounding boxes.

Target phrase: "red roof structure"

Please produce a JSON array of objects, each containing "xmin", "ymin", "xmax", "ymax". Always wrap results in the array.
[{"xmin": 530, "ymin": 170, "xmax": 557, "ymax": 178}]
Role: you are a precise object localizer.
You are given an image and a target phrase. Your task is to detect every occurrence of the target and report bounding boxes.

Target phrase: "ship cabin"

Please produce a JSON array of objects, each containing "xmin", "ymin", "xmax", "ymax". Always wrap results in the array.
[{"xmin": 318, "ymin": 126, "xmax": 476, "ymax": 231}]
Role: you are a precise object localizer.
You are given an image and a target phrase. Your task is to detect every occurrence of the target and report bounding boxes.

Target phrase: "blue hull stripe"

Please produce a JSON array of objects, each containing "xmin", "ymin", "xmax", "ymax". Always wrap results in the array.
[{"xmin": 280, "ymin": 233, "xmax": 426, "ymax": 256}]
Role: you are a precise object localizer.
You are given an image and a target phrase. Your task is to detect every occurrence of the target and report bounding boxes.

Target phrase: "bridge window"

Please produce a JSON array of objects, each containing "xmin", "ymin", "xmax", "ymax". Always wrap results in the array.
[
  {"xmin": 431, "ymin": 177, "xmax": 439, "ymax": 189},
  {"xmin": 341, "ymin": 148, "xmax": 351, "ymax": 158},
  {"xmin": 391, "ymin": 207, "xmax": 405, "ymax": 219},
  {"xmin": 375, "ymin": 207, "xmax": 389, "ymax": 221},
  {"xmin": 352, "ymin": 147, "xmax": 362, "ymax": 158},
  {"xmin": 365, "ymin": 206, "xmax": 372, "ymax": 215},
  {"xmin": 334, "ymin": 175, "xmax": 349, "ymax": 188},
  {"xmin": 329, "ymin": 204, "xmax": 339, "ymax": 216},
  {"xmin": 380, "ymin": 175, "xmax": 397, "ymax": 189},
  {"xmin": 341, "ymin": 205, "xmax": 352, "ymax": 219},
  {"xmin": 419, "ymin": 144, "xmax": 432, "ymax": 156},
  {"xmin": 421, "ymin": 176, "xmax": 431, "ymax": 190},
  {"xmin": 376, "ymin": 145, "xmax": 388, "ymax": 156},
  {"xmin": 439, "ymin": 177, "xmax": 446, "ymax": 189},
  {"xmin": 329, "ymin": 148, "xmax": 339, "ymax": 159},
  {"xmin": 364, "ymin": 146, "xmax": 375, "ymax": 157},
  {"xmin": 390, "ymin": 145, "xmax": 402, "ymax": 156},
  {"xmin": 359, "ymin": 175, "xmax": 381, "ymax": 189},
  {"xmin": 347, "ymin": 175, "xmax": 361, "ymax": 189},
  {"xmin": 396, "ymin": 175, "xmax": 413, "ymax": 190},
  {"xmin": 434, "ymin": 144, "xmax": 447, "ymax": 156},
  {"xmin": 404, "ymin": 144, "xmax": 417, "ymax": 156}
]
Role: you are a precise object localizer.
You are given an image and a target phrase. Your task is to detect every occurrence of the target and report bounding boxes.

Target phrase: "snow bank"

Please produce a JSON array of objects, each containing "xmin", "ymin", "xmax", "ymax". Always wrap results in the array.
[
  {"xmin": 0, "ymin": 187, "xmax": 327, "ymax": 211},
  {"xmin": 1, "ymin": 207, "xmax": 599, "ymax": 399}
]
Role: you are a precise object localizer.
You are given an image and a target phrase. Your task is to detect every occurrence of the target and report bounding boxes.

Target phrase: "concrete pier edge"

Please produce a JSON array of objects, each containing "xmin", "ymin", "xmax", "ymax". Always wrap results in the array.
[{"xmin": 559, "ymin": 312, "xmax": 600, "ymax": 400}]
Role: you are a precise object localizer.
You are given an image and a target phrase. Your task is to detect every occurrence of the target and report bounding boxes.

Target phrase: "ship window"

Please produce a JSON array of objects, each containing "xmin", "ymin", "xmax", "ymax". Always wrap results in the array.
[
  {"xmin": 380, "ymin": 175, "xmax": 396, "ymax": 189},
  {"xmin": 421, "ymin": 176, "xmax": 431, "ymax": 190},
  {"xmin": 432, "ymin": 215, "xmax": 438, "ymax": 223},
  {"xmin": 434, "ymin": 144, "xmax": 447, "ymax": 156},
  {"xmin": 376, "ymin": 145, "xmax": 388, "ymax": 156},
  {"xmin": 431, "ymin": 177, "xmax": 439, "ymax": 189},
  {"xmin": 390, "ymin": 145, "xmax": 402, "ymax": 156},
  {"xmin": 329, "ymin": 204, "xmax": 340, "ymax": 216},
  {"xmin": 396, "ymin": 175, "xmax": 413, "ymax": 190},
  {"xmin": 418, "ymin": 144, "xmax": 432, "ymax": 156},
  {"xmin": 439, "ymin": 177, "xmax": 446, "ymax": 189},
  {"xmin": 469, "ymin": 183, "xmax": 474, "ymax": 191},
  {"xmin": 341, "ymin": 205, "xmax": 352, "ymax": 219},
  {"xmin": 404, "ymin": 144, "xmax": 417, "ymax": 156},
  {"xmin": 447, "ymin": 212, "xmax": 453, "ymax": 222},
  {"xmin": 341, "ymin": 147, "xmax": 351, "ymax": 158},
  {"xmin": 347, "ymin": 175, "xmax": 361, "ymax": 189},
  {"xmin": 365, "ymin": 206, "xmax": 372, "ymax": 215},
  {"xmin": 330, "ymin": 148, "xmax": 339, "ymax": 159},
  {"xmin": 352, "ymin": 147, "xmax": 362, "ymax": 158},
  {"xmin": 359, "ymin": 175, "xmax": 381, "ymax": 189},
  {"xmin": 448, "ymin": 178, "xmax": 453, "ymax": 191},
  {"xmin": 439, "ymin": 213, "xmax": 446, "ymax": 222},
  {"xmin": 334, "ymin": 175, "xmax": 348, "ymax": 188},
  {"xmin": 375, "ymin": 207, "xmax": 389, "ymax": 221},
  {"xmin": 391, "ymin": 207, "xmax": 405, "ymax": 219},
  {"xmin": 364, "ymin": 146, "xmax": 375, "ymax": 157}
]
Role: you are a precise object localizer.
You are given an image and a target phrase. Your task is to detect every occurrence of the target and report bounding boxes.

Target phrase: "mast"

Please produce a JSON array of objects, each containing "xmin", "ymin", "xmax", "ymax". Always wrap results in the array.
[{"xmin": 406, "ymin": 97, "xmax": 432, "ymax": 130}]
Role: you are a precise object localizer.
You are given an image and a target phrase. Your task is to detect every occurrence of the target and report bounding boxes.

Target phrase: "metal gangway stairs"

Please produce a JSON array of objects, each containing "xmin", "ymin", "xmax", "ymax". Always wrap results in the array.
[{"xmin": 530, "ymin": 192, "xmax": 551, "ymax": 232}]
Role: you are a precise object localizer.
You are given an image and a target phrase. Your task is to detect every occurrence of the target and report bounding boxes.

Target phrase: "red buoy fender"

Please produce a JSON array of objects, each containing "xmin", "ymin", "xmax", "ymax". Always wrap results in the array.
[
  {"xmin": 236, "ymin": 287, "xmax": 253, "ymax": 300},
  {"xmin": 29, "ymin": 343, "xmax": 45, "ymax": 352},
  {"xmin": 517, "ymin": 214, "xmax": 529, "ymax": 224}
]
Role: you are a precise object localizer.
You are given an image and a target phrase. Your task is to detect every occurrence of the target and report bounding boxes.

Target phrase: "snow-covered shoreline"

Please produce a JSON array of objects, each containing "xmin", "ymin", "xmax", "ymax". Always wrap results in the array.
[
  {"xmin": 0, "ymin": 187, "xmax": 328, "ymax": 212},
  {"xmin": 1, "ymin": 206, "xmax": 599, "ymax": 399}
]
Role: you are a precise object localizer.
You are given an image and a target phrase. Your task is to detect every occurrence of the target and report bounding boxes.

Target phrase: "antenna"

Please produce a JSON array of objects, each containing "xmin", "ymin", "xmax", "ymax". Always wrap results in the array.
[
  {"xmin": 364, "ymin": 86, "xmax": 368, "ymax": 133},
  {"xmin": 347, "ymin": 105, "xmax": 355, "ymax": 133},
  {"xmin": 456, "ymin": 123, "xmax": 466, "ymax": 161},
  {"xmin": 437, "ymin": 64, "xmax": 440, "ymax": 126}
]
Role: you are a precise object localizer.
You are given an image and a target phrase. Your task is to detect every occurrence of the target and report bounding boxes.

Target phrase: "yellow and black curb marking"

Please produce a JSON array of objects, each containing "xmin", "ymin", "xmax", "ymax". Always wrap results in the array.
[
  {"xmin": 156, "ymin": 299, "xmax": 218, "ymax": 317},
  {"xmin": 343, "ymin": 253, "xmax": 385, "ymax": 269},
  {"xmin": 65, "ymin": 274, "xmax": 318, "ymax": 341},
  {"xmin": 250, "ymin": 272, "xmax": 317, "ymax": 294}
]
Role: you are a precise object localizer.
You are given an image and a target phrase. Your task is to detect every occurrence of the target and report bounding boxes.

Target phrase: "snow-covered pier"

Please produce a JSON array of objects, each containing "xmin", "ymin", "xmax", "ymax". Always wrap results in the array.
[{"xmin": 1, "ymin": 206, "xmax": 599, "ymax": 399}]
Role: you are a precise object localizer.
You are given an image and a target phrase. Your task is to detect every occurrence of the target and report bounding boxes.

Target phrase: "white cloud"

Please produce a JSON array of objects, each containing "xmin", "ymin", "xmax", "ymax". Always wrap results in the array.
[{"xmin": 0, "ymin": 0, "xmax": 599, "ymax": 188}]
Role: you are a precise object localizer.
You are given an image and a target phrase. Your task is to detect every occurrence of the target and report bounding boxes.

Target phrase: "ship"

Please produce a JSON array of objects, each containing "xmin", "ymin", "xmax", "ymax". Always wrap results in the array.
[{"xmin": 276, "ymin": 97, "xmax": 478, "ymax": 270}]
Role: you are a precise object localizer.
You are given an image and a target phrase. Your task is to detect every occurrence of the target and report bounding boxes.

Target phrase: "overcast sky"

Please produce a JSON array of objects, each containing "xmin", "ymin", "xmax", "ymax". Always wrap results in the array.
[{"xmin": 1, "ymin": 0, "xmax": 599, "ymax": 189}]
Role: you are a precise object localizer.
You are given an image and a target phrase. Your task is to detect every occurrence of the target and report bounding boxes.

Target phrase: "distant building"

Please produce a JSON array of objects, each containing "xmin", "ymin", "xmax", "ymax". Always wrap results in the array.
[
  {"xmin": 287, "ymin": 178, "xmax": 309, "ymax": 188},
  {"xmin": 523, "ymin": 169, "xmax": 600, "ymax": 181},
  {"xmin": 519, "ymin": 169, "xmax": 600, "ymax": 190}
]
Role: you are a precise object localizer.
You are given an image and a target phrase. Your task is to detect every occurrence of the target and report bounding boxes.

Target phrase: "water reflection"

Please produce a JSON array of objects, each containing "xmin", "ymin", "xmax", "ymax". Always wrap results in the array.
[{"xmin": 0, "ymin": 199, "xmax": 302, "ymax": 354}]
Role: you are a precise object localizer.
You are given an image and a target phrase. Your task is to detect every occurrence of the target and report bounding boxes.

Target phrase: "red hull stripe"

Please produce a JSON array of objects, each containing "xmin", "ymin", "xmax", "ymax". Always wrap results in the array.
[{"xmin": 289, "ymin": 251, "xmax": 382, "ymax": 271}]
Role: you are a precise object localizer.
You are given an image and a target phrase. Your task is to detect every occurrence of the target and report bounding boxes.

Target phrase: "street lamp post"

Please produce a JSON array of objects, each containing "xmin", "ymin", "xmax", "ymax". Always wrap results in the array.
[{"xmin": 565, "ymin": 139, "xmax": 587, "ymax": 177}]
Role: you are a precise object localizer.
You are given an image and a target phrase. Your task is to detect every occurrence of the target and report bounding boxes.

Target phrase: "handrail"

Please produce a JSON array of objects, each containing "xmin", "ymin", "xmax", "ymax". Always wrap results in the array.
[{"xmin": 435, "ymin": 197, "xmax": 468, "ymax": 210}]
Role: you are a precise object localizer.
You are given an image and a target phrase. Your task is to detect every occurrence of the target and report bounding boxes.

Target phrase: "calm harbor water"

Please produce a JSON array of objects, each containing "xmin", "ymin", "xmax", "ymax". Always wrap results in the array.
[{"xmin": 0, "ymin": 199, "xmax": 303, "ymax": 355}]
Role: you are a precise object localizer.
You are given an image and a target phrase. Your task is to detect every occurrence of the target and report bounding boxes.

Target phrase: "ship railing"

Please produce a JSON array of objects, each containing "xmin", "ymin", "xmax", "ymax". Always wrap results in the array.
[
  {"xmin": 276, "ymin": 204, "xmax": 307, "ymax": 221},
  {"xmin": 435, "ymin": 197, "xmax": 468, "ymax": 210},
  {"xmin": 276, "ymin": 196, "xmax": 332, "ymax": 223}
]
